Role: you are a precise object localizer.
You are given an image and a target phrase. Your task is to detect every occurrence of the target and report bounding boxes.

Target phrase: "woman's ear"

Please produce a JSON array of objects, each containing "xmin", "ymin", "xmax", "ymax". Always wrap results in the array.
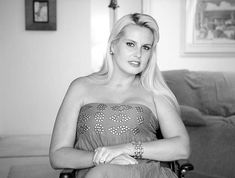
[
  {"xmin": 110, "ymin": 38, "xmax": 120, "ymax": 55},
  {"xmin": 110, "ymin": 41, "xmax": 115, "ymax": 55}
]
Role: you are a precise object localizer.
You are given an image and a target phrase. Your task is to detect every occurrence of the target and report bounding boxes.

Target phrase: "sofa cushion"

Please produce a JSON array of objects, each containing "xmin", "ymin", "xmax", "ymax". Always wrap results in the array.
[
  {"xmin": 163, "ymin": 70, "xmax": 235, "ymax": 117},
  {"xmin": 162, "ymin": 70, "xmax": 200, "ymax": 108},
  {"xmin": 187, "ymin": 117, "xmax": 235, "ymax": 178},
  {"xmin": 180, "ymin": 105, "xmax": 207, "ymax": 127},
  {"xmin": 186, "ymin": 171, "xmax": 226, "ymax": 178},
  {"xmin": 185, "ymin": 71, "xmax": 235, "ymax": 117}
]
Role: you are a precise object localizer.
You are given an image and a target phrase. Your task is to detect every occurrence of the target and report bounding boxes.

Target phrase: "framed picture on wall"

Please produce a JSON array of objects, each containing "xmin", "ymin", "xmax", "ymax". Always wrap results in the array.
[
  {"xmin": 25, "ymin": 0, "xmax": 56, "ymax": 30},
  {"xmin": 181, "ymin": 0, "xmax": 235, "ymax": 56}
]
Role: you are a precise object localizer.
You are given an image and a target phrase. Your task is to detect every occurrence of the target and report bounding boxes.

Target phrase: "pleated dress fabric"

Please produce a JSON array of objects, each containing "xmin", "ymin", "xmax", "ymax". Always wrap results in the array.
[{"xmin": 74, "ymin": 103, "xmax": 177, "ymax": 178}]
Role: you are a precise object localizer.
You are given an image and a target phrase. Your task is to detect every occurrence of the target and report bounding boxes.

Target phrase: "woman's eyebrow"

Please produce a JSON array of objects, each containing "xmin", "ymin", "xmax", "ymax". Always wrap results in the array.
[
  {"xmin": 124, "ymin": 38, "xmax": 136, "ymax": 43},
  {"xmin": 124, "ymin": 38, "xmax": 152, "ymax": 46}
]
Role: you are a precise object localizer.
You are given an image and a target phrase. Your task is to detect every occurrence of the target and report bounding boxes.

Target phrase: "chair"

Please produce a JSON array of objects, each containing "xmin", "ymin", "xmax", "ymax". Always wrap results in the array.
[{"xmin": 59, "ymin": 129, "xmax": 194, "ymax": 178}]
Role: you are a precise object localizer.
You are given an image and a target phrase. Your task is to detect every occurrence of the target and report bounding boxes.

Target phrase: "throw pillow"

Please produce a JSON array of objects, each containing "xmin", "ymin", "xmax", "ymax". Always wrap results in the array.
[
  {"xmin": 185, "ymin": 71, "xmax": 235, "ymax": 117},
  {"xmin": 180, "ymin": 105, "xmax": 207, "ymax": 127}
]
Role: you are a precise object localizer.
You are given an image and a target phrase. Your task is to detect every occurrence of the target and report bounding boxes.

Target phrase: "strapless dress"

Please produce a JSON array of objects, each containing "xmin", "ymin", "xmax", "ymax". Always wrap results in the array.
[{"xmin": 74, "ymin": 103, "xmax": 177, "ymax": 178}]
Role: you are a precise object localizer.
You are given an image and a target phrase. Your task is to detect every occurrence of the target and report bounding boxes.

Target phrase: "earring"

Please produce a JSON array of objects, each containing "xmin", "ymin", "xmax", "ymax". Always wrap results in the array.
[{"xmin": 110, "ymin": 51, "xmax": 114, "ymax": 55}]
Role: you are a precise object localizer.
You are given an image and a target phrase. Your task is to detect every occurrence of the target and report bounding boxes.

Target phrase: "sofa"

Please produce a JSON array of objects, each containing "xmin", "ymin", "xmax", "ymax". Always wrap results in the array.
[{"xmin": 162, "ymin": 69, "xmax": 235, "ymax": 178}]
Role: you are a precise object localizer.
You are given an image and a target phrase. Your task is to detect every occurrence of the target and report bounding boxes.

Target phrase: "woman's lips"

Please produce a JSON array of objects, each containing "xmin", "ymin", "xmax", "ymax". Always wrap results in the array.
[{"xmin": 128, "ymin": 61, "xmax": 140, "ymax": 67}]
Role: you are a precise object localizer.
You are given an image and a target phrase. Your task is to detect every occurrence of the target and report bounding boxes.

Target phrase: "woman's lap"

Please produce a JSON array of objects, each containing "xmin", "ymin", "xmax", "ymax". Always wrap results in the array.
[
  {"xmin": 77, "ymin": 162, "xmax": 177, "ymax": 178},
  {"xmin": 83, "ymin": 164, "xmax": 136, "ymax": 178}
]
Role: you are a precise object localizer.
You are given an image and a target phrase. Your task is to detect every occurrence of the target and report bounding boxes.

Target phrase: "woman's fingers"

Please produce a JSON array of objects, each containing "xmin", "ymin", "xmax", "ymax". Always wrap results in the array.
[
  {"xmin": 120, "ymin": 154, "xmax": 138, "ymax": 164},
  {"xmin": 110, "ymin": 154, "xmax": 138, "ymax": 165},
  {"xmin": 93, "ymin": 147, "xmax": 128, "ymax": 165},
  {"xmin": 93, "ymin": 148, "xmax": 100, "ymax": 165},
  {"xmin": 93, "ymin": 148, "xmax": 102, "ymax": 165},
  {"xmin": 93, "ymin": 147, "xmax": 110, "ymax": 165},
  {"xmin": 104, "ymin": 153, "xmax": 117, "ymax": 163},
  {"xmin": 110, "ymin": 158, "xmax": 126, "ymax": 165}
]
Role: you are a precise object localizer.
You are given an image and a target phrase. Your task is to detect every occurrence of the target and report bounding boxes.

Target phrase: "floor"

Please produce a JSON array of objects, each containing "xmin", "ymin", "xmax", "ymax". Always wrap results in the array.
[
  {"xmin": 0, "ymin": 157, "xmax": 51, "ymax": 178},
  {"xmin": 0, "ymin": 135, "xmax": 52, "ymax": 178}
]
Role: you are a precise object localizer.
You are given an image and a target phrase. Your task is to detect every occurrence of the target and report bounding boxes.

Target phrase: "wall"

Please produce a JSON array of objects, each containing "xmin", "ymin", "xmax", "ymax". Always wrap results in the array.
[
  {"xmin": 0, "ymin": 0, "xmax": 142, "ymax": 135},
  {"xmin": 149, "ymin": 0, "xmax": 235, "ymax": 71},
  {"xmin": 0, "ymin": 0, "xmax": 91, "ymax": 135},
  {"xmin": 91, "ymin": 0, "xmax": 142, "ymax": 71}
]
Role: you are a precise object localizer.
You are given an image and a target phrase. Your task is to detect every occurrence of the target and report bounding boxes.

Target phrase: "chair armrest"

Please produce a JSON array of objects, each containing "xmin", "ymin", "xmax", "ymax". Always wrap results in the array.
[
  {"xmin": 180, "ymin": 162, "xmax": 194, "ymax": 176},
  {"xmin": 176, "ymin": 160, "xmax": 194, "ymax": 178},
  {"xmin": 59, "ymin": 169, "xmax": 75, "ymax": 178}
]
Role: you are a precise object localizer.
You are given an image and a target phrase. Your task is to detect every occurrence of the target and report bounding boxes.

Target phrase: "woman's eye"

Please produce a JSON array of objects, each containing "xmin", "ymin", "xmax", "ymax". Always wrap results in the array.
[
  {"xmin": 126, "ymin": 42, "xmax": 135, "ymax": 47},
  {"xmin": 143, "ymin": 46, "xmax": 151, "ymax": 50}
]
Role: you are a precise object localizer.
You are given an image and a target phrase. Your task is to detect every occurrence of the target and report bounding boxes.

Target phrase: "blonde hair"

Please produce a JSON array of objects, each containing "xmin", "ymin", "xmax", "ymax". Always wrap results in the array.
[{"xmin": 90, "ymin": 13, "xmax": 179, "ymax": 113}]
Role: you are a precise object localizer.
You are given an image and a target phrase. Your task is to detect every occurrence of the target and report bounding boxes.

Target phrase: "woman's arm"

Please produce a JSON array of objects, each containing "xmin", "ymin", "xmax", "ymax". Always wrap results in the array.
[
  {"xmin": 49, "ymin": 78, "xmax": 95, "ymax": 169},
  {"xmin": 136, "ymin": 95, "xmax": 190, "ymax": 161}
]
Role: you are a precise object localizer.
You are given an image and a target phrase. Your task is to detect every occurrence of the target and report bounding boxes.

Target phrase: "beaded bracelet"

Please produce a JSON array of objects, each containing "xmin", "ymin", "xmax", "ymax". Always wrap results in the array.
[{"xmin": 131, "ymin": 141, "xmax": 144, "ymax": 159}]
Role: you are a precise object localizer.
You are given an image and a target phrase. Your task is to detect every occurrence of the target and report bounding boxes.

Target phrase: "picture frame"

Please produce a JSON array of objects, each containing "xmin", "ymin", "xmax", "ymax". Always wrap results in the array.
[
  {"xmin": 25, "ymin": 0, "xmax": 56, "ymax": 31},
  {"xmin": 181, "ymin": 0, "xmax": 235, "ymax": 56}
]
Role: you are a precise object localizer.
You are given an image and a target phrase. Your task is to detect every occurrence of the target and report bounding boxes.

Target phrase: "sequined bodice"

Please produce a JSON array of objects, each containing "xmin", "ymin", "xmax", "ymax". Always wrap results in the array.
[{"xmin": 74, "ymin": 103, "xmax": 159, "ymax": 151}]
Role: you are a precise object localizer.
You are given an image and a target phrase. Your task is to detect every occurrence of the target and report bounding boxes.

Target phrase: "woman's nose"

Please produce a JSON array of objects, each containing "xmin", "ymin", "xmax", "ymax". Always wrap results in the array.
[{"xmin": 135, "ymin": 48, "xmax": 142, "ymax": 58}]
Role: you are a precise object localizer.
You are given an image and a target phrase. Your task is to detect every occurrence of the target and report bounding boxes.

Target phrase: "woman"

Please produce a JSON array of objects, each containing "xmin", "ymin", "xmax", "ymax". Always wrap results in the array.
[{"xmin": 49, "ymin": 13, "xmax": 190, "ymax": 178}]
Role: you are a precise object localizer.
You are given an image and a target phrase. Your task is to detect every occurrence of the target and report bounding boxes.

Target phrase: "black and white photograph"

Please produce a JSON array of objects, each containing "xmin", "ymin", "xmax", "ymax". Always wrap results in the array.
[
  {"xmin": 25, "ymin": 0, "xmax": 56, "ymax": 30},
  {"xmin": 195, "ymin": 0, "xmax": 235, "ymax": 42},
  {"xmin": 33, "ymin": 1, "xmax": 49, "ymax": 23},
  {"xmin": 183, "ymin": 0, "xmax": 235, "ymax": 54},
  {"xmin": 0, "ymin": 0, "xmax": 235, "ymax": 178}
]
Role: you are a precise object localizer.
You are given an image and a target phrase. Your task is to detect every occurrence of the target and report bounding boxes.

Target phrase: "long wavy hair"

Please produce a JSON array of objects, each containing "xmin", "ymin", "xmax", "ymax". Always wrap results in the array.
[{"xmin": 90, "ymin": 13, "xmax": 179, "ymax": 113}]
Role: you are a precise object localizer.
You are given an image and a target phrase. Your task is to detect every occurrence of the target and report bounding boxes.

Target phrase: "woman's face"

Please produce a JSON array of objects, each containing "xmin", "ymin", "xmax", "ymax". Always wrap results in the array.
[{"xmin": 112, "ymin": 24, "xmax": 154, "ymax": 76}]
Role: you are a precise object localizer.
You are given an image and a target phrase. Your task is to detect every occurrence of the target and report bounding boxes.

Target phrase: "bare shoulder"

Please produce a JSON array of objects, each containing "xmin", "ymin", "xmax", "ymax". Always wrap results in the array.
[
  {"xmin": 153, "ymin": 94, "xmax": 168, "ymax": 106},
  {"xmin": 71, "ymin": 73, "xmax": 99, "ymax": 89},
  {"xmin": 70, "ymin": 75, "xmax": 92, "ymax": 89},
  {"xmin": 66, "ymin": 75, "xmax": 94, "ymax": 100},
  {"xmin": 153, "ymin": 94, "xmax": 177, "ymax": 114}
]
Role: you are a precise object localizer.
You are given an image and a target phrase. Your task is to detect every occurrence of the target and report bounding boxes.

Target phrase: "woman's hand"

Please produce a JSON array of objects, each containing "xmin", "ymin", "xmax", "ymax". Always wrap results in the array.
[
  {"xmin": 93, "ymin": 145, "xmax": 130, "ymax": 165},
  {"xmin": 109, "ymin": 154, "xmax": 138, "ymax": 165}
]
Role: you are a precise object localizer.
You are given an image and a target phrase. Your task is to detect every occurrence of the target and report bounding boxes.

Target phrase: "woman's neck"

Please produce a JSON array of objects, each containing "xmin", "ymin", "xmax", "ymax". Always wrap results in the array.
[{"xmin": 107, "ymin": 71, "xmax": 140, "ymax": 91}]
